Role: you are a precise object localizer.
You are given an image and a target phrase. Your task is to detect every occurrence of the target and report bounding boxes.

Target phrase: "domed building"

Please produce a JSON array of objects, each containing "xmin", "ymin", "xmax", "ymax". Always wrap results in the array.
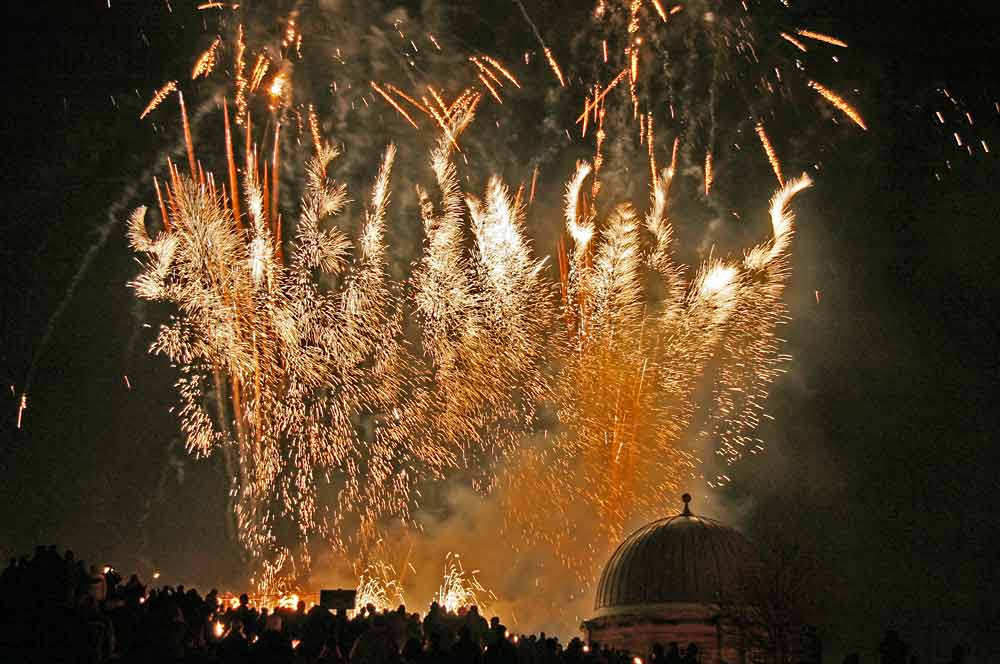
[{"xmin": 582, "ymin": 494, "xmax": 819, "ymax": 664}]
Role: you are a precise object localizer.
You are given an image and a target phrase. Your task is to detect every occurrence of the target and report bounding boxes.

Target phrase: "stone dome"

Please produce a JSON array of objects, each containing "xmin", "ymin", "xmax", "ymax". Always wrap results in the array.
[{"xmin": 593, "ymin": 494, "xmax": 760, "ymax": 616}]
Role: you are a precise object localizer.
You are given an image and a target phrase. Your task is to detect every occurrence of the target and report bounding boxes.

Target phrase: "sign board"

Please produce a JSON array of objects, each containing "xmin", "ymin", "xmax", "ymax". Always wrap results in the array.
[{"xmin": 320, "ymin": 589, "xmax": 357, "ymax": 610}]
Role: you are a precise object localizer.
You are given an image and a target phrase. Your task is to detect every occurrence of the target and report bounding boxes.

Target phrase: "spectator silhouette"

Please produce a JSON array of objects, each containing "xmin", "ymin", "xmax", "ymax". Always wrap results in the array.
[
  {"xmin": 879, "ymin": 629, "xmax": 910, "ymax": 664},
  {"xmin": 484, "ymin": 625, "xmax": 517, "ymax": 664},
  {"xmin": 218, "ymin": 618, "xmax": 251, "ymax": 663},
  {"xmin": 350, "ymin": 613, "xmax": 400, "ymax": 664}
]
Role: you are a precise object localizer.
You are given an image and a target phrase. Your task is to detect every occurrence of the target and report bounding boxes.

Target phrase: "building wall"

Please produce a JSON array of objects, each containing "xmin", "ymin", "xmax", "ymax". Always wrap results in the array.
[
  {"xmin": 583, "ymin": 607, "xmax": 820, "ymax": 664},
  {"xmin": 583, "ymin": 604, "xmax": 750, "ymax": 664}
]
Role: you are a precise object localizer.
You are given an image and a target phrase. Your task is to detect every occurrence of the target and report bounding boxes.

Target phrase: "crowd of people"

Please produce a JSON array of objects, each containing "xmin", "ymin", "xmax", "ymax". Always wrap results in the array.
[
  {"xmin": 0, "ymin": 546, "xmax": 658, "ymax": 664},
  {"xmin": 0, "ymin": 546, "xmax": 971, "ymax": 664}
]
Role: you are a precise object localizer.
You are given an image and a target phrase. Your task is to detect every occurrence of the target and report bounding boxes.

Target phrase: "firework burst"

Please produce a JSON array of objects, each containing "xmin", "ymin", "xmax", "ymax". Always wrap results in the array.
[{"xmin": 127, "ymin": 0, "xmax": 819, "ymax": 591}]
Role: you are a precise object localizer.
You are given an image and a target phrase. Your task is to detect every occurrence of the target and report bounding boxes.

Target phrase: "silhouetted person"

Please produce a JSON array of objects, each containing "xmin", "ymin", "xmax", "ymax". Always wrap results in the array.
[
  {"xmin": 86, "ymin": 564, "xmax": 107, "ymax": 603},
  {"xmin": 879, "ymin": 629, "xmax": 909, "ymax": 664},
  {"xmin": 426, "ymin": 630, "xmax": 449, "ymax": 663},
  {"xmin": 948, "ymin": 645, "xmax": 967, "ymax": 664},
  {"xmin": 350, "ymin": 613, "xmax": 400, "ymax": 664},
  {"xmin": 682, "ymin": 642, "xmax": 699, "ymax": 664},
  {"xmin": 218, "ymin": 618, "xmax": 251, "ymax": 663},
  {"xmin": 466, "ymin": 605, "xmax": 489, "ymax": 645},
  {"xmin": 484, "ymin": 625, "xmax": 517, "ymax": 664},
  {"xmin": 401, "ymin": 636, "xmax": 425, "ymax": 664},
  {"xmin": 664, "ymin": 642, "xmax": 682, "ymax": 664},
  {"xmin": 453, "ymin": 625, "xmax": 484, "ymax": 664},
  {"xmin": 484, "ymin": 617, "xmax": 502, "ymax": 649},
  {"xmin": 104, "ymin": 564, "xmax": 122, "ymax": 597},
  {"xmin": 317, "ymin": 634, "xmax": 349, "ymax": 664},
  {"xmin": 251, "ymin": 613, "xmax": 294, "ymax": 664}
]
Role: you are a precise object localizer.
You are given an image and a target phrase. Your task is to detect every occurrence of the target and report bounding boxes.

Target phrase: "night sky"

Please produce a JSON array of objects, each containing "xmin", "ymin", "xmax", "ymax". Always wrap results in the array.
[{"xmin": 1, "ymin": 1, "xmax": 998, "ymax": 662}]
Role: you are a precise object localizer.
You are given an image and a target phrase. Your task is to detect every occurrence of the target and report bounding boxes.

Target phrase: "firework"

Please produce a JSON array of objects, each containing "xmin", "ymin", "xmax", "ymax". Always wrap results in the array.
[
  {"xmin": 434, "ymin": 553, "xmax": 494, "ymax": 614},
  {"xmin": 356, "ymin": 561, "xmax": 407, "ymax": 612},
  {"xmin": 126, "ymin": 1, "xmax": 819, "ymax": 592},
  {"xmin": 544, "ymin": 0, "xmax": 867, "ymax": 207},
  {"xmin": 499, "ymin": 163, "xmax": 811, "ymax": 576},
  {"xmin": 129, "ymin": 98, "xmax": 552, "ymax": 583}
]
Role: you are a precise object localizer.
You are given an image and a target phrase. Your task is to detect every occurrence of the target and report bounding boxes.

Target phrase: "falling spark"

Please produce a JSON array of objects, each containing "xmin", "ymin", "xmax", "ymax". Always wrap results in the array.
[
  {"xmin": 179, "ymin": 92, "xmax": 197, "ymax": 174},
  {"xmin": 192, "ymin": 37, "xmax": 221, "ymax": 79},
  {"xmin": 704, "ymin": 152, "xmax": 714, "ymax": 196},
  {"xmin": 307, "ymin": 105, "xmax": 321, "ymax": 153},
  {"xmin": 544, "ymin": 47, "xmax": 567, "ymax": 87},
  {"xmin": 795, "ymin": 28, "xmax": 848, "ymax": 48},
  {"xmin": 577, "ymin": 69, "xmax": 629, "ymax": 123},
  {"xmin": 512, "ymin": 0, "xmax": 565, "ymax": 86},
  {"xmin": 481, "ymin": 55, "xmax": 521, "ymax": 88},
  {"xmin": 472, "ymin": 57, "xmax": 505, "ymax": 88},
  {"xmin": 647, "ymin": 113, "xmax": 658, "ymax": 186},
  {"xmin": 16, "ymin": 393, "xmax": 26, "ymax": 429},
  {"xmin": 250, "ymin": 54, "xmax": 270, "ymax": 91},
  {"xmin": 479, "ymin": 74, "xmax": 504, "ymax": 104},
  {"xmin": 140, "ymin": 81, "xmax": 177, "ymax": 119},
  {"xmin": 651, "ymin": 0, "xmax": 669, "ymax": 22},
  {"xmin": 809, "ymin": 80, "xmax": 867, "ymax": 130},
  {"xmin": 234, "ymin": 25, "xmax": 248, "ymax": 123},
  {"xmin": 384, "ymin": 83, "xmax": 431, "ymax": 117},
  {"xmin": 779, "ymin": 32, "xmax": 807, "ymax": 52},
  {"xmin": 371, "ymin": 82, "xmax": 419, "ymax": 128},
  {"xmin": 756, "ymin": 122, "xmax": 784, "ymax": 185}
]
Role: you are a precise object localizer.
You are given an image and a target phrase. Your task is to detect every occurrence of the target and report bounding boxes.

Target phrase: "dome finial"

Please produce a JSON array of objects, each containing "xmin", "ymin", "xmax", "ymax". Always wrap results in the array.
[{"xmin": 681, "ymin": 493, "xmax": 692, "ymax": 516}]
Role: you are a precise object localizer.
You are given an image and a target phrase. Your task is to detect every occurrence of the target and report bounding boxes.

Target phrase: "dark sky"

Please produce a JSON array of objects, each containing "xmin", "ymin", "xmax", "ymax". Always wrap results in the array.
[{"xmin": 1, "ymin": 1, "xmax": 998, "ymax": 661}]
